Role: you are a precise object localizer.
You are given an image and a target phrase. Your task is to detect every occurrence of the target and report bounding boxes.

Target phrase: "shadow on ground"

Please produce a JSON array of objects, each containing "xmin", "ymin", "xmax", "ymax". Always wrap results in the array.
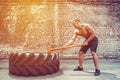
[
  {"xmin": 8, "ymin": 69, "xmax": 63, "ymax": 80},
  {"xmin": 95, "ymin": 72, "xmax": 120, "ymax": 80},
  {"xmin": 83, "ymin": 71, "xmax": 120, "ymax": 80}
]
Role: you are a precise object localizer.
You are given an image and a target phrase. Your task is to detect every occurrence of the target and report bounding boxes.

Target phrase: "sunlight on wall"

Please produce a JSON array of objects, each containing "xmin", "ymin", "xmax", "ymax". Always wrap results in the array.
[{"xmin": 0, "ymin": 1, "xmax": 120, "ymax": 56}]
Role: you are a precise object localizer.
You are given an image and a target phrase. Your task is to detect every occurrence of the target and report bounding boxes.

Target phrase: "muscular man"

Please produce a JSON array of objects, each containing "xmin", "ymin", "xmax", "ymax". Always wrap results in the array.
[{"xmin": 63, "ymin": 19, "xmax": 100, "ymax": 76}]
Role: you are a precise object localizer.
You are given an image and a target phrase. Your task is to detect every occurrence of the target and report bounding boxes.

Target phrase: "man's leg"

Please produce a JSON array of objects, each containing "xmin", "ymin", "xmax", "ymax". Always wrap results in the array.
[
  {"xmin": 74, "ymin": 44, "xmax": 89, "ymax": 71},
  {"xmin": 91, "ymin": 51, "xmax": 99, "ymax": 69},
  {"xmin": 74, "ymin": 51, "xmax": 84, "ymax": 71},
  {"xmin": 79, "ymin": 51, "xmax": 84, "ymax": 68},
  {"xmin": 91, "ymin": 51, "xmax": 100, "ymax": 76},
  {"xmin": 89, "ymin": 37, "xmax": 100, "ymax": 75}
]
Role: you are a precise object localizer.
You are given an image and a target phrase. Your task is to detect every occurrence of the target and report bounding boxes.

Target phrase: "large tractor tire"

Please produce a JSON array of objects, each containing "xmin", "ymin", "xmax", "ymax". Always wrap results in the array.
[{"xmin": 9, "ymin": 53, "xmax": 60, "ymax": 76}]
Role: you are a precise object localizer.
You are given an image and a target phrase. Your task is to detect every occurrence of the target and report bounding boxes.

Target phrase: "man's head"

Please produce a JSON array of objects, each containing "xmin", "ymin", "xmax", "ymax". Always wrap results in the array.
[{"xmin": 73, "ymin": 19, "xmax": 82, "ymax": 29}]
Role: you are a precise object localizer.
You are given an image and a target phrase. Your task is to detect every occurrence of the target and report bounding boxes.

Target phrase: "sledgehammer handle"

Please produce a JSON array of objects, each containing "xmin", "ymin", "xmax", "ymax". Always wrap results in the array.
[{"xmin": 48, "ymin": 43, "xmax": 84, "ymax": 53}]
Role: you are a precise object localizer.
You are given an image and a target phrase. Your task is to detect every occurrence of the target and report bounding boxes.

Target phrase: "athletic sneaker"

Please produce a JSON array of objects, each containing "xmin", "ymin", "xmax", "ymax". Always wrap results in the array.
[
  {"xmin": 94, "ymin": 69, "xmax": 100, "ymax": 76},
  {"xmin": 73, "ymin": 66, "xmax": 83, "ymax": 71}
]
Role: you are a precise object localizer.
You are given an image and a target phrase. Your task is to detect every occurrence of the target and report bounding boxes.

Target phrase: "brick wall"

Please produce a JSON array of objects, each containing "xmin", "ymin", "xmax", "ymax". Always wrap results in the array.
[{"xmin": 0, "ymin": 1, "xmax": 120, "ymax": 59}]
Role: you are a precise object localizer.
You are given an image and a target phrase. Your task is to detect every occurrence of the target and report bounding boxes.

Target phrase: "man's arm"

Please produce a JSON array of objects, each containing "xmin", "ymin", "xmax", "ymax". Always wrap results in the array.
[
  {"xmin": 85, "ymin": 25, "xmax": 96, "ymax": 43},
  {"xmin": 63, "ymin": 30, "xmax": 78, "ymax": 47}
]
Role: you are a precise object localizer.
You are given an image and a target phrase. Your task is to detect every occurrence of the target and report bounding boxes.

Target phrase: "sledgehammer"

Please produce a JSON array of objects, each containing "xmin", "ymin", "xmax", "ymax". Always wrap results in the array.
[{"xmin": 47, "ymin": 43, "xmax": 85, "ymax": 54}]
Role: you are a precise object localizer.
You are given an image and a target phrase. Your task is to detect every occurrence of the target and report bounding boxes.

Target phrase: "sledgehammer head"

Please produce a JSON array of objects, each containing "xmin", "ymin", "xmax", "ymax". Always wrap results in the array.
[{"xmin": 47, "ymin": 48, "xmax": 52, "ymax": 54}]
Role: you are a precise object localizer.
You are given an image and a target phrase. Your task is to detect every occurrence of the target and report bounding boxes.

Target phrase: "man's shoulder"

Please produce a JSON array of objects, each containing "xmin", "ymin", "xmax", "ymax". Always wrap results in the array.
[
  {"xmin": 83, "ymin": 24, "xmax": 95, "ymax": 31},
  {"xmin": 81, "ymin": 23, "xmax": 93, "ymax": 29}
]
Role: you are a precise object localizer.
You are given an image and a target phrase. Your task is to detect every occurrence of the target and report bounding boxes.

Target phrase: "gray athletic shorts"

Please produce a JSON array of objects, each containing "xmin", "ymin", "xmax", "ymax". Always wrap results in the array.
[{"xmin": 79, "ymin": 37, "xmax": 98, "ymax": 53}]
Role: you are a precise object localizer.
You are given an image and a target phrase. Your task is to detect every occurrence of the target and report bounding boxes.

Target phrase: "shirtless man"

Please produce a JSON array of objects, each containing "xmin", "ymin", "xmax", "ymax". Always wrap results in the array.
[{"xmin": 63, "ymin": 19, "xmax": 100, "ymax": 76}]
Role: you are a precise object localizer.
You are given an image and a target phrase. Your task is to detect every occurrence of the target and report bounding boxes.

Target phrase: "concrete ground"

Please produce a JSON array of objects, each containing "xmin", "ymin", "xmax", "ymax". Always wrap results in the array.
[{"xmin": 0, "ymin": 59, "xmax": 120, "ymax": 80}]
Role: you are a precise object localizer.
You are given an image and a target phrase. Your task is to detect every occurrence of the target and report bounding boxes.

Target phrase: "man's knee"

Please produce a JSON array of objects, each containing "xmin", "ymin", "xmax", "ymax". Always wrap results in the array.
[
  {"xmin": 91, "ymin": 51, "xmax": 97, "ymax": 56},
  {"xmin": 79, "ymin": 51, "xmax": 84, "ymax": 56},
  {"xmin": 91, "ymin": 51, "xmax": 96, "ymax": 54}
]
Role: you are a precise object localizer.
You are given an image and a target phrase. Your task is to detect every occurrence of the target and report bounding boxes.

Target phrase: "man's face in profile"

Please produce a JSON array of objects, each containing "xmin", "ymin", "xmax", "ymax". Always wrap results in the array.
[{"xmin": 73, "ymin": 21, "xmax": 81, "ymax": 29}]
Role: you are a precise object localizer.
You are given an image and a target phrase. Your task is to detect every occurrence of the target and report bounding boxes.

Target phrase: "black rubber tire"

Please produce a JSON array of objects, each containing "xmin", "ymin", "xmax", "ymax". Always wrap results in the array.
[{"xmin": 9, "ymin": 53, "xmax": 60, "ymax": 76}]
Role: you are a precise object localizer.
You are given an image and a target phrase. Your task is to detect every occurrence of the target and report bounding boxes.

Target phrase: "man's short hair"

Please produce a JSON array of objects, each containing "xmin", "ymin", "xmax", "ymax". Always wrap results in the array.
[{"xmin": 74, "ymin": 19, "xmax": 80, "ymax": 22}]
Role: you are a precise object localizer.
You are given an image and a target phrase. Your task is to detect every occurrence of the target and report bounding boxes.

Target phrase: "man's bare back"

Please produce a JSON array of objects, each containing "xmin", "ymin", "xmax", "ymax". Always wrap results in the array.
[{"xmin": 75, "ymin": 24, "xmax": 95, "ymax": 39}]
